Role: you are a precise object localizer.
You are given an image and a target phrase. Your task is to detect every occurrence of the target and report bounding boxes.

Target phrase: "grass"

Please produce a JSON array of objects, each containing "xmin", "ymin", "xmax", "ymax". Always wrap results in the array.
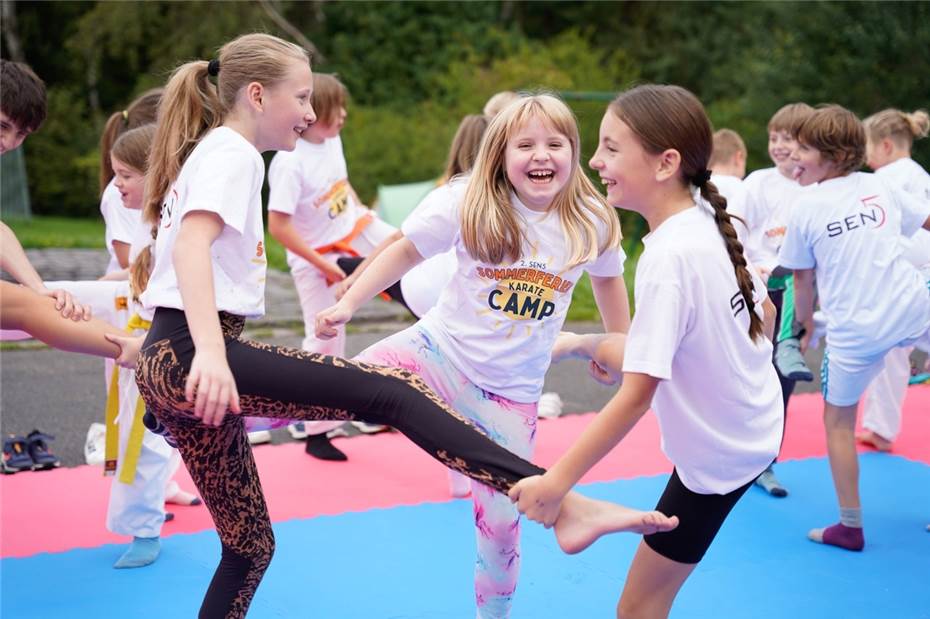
[{"xmin": 4, "ymin": 216, "xmax": 641, "ymax": 322}]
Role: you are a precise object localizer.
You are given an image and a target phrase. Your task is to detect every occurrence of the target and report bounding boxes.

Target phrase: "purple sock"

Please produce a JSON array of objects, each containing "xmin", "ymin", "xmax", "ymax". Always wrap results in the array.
[{"xmin": 810, "ymin": 523, "xmax": 864, "ymax": 551}]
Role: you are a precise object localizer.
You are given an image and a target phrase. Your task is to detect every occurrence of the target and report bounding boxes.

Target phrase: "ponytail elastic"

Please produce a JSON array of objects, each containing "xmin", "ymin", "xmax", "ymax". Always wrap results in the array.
[
  {"xmin": 207, "ymin": 59, "xmax": 220, "ymax": 77},
  {"xmin": 692, "ymin": 169, "xmax": 712, "ymax": 187}
]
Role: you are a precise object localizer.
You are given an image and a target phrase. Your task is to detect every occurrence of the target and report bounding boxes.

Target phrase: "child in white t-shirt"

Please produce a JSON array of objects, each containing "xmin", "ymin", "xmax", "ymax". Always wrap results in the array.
[
  {"xmin": 316, "ymin": 94, "xmax": 633, "ymax": 619},
  {"xmin": 778, "ymin": 104, "xmax": 930, "ymax": 551},
  {"xmin": 509, "ymin": 84, "xmax": 783, "ymax": 619},
  {"xmin": 855, "ymin": 108, "xmax": 930, "ymax": 452},
  {"xmin": 741, "ymin": 102, "xmax": 815, "ymax": 497},
  {"xmin": 267, "ymin": 74, "xmax": 395, "ymax": 459},
  {"xmin": 709, "ymin": 128, "xmax": 751, "ymax": 243},
  {"xmin": 98, "ymin": 90, "xmax": 162, "ymax": 276}
]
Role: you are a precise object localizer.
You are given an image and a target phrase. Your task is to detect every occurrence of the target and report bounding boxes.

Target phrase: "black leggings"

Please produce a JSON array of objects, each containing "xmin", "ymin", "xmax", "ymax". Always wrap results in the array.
[{"xmin": 135, "ymin": 308, "xmax": 544, "ymax": 619}]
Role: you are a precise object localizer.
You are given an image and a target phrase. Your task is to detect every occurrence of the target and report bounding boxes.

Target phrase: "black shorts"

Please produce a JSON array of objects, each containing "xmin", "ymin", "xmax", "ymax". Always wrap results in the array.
[{"xmin": 643, "ymin": 469, "xmax": 752, "ymax": 564}]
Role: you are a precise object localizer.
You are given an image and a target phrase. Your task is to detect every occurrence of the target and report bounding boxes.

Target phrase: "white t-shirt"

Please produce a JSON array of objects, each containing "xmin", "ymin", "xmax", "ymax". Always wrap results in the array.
[
  {"xmin": 778, "ymin": 172, "xmax": 930, "ymax": 356},
  {"xmin": 876, "ymin": 157, "xmax": 930, "ymax": 272},
  {"xmin": 622, "ymin": 203, "xmax": 783, "ymax": 495},
  {"xmin": 742, "ymin": 167, "xmax": 807, "ymax": 273},
  {"xmin": 403, "ymin": 180, "xmax": 625, "ymax": 403},
  {"xmin": 141, "ymin": 127, "xmax": 267, "ymax": 318},
  {"xmin": 100, "ymin": 180, "xmax": 143, "ymax": 275},
  {"xmin": 267, "ymin": 136, "xmax": 364, "ymax": 272},
  {"xmin": 711, "ymin": 173, "xmax": 752, "ymax": 246}
]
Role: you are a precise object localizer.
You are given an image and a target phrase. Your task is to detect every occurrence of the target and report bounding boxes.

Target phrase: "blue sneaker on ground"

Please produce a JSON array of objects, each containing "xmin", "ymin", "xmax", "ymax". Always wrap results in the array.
[
  {"xmin": 2, "ymin": 435, "xmax": 34, "ymax": 474},
  {"xmin": 26, "ymin": 430, "xmax": 61, "ymax": 470}
]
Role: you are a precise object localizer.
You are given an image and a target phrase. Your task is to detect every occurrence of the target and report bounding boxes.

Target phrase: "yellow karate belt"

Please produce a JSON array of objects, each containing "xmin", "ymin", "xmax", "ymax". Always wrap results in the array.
[{"xmin": 103, "ymin": 313, "xmax": 151, "ymax": 484}]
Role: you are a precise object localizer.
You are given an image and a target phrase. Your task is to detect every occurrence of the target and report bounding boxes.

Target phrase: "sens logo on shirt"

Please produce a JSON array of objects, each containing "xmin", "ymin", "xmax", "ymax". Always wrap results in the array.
[
  {"xmin": 161, "ymin": 189, "xmax": 179, "ymax": 229},
  {"xmin": 826, "ymin": 195, "xmax": 886, "ymax": 237}
]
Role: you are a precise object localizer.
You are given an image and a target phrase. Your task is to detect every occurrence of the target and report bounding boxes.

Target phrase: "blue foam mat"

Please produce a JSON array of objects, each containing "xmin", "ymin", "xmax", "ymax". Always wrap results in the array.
[{"xmin": 3, "ymin": 455, "xmax": 929, "ymax": 618}]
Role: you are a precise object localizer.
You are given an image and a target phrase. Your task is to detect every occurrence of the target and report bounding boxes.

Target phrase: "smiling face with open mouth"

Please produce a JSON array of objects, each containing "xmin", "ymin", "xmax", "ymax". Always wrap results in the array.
[
  {"xmin": 790, "ymin": 141, "xmax": 841, "ymax": 186},
  {"xmin": 504, "ymin": 115, "xmax": 573, "ymax": 212}
]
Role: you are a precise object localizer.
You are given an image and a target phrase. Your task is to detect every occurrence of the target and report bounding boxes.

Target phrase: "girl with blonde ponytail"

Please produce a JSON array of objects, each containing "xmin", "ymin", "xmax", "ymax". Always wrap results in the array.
[
  {"xmin": 856, "ymin": 108, "xmax": 930, "ymax": 453},
  {"xmin": 134, "ymin": 36, "xmax": 669, "ymax": 619},
  {"xmin": 510, "ymin": 84, "xmax": 784, "ymax": 619},
  {"xmin": 316, "ymin": 93, "xmax": 636, "ymax": 619}
]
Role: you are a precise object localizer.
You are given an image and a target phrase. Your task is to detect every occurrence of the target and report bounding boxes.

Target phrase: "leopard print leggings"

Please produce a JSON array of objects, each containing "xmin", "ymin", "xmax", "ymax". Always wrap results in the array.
[{"xmin": 135, "ymin": 308, "xmax": 545, "ymax": 619}]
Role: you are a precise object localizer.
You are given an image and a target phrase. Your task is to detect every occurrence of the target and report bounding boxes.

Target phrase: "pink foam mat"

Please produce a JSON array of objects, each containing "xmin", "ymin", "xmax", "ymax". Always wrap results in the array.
[{"xmin": 2, "ymin": 387, "xmax": 927, "ymax": 558}]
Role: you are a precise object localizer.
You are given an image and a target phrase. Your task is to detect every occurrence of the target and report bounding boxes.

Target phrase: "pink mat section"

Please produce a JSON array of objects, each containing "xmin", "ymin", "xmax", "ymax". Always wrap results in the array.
[{"xmin": 3, "ymin": 387, "xmax": 928, "ymax": 558}]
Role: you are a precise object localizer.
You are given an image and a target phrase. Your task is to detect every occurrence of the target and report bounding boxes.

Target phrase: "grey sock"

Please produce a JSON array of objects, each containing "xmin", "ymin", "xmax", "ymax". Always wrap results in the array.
[{"xmin": 840, "ymin": 507, "xmax": 862, "ymax": 528}]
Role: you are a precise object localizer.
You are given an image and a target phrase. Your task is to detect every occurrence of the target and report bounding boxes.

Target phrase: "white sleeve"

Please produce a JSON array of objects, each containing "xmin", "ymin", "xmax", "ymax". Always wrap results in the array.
[
  {"xmin": 893, "ymin": 186, "xmax": 930, "ymax": 237},
  {"xmin": 102, "ymin": 191, "xmax": 140, "ymax": 245},
  {"xmin": 401, "ymin": 184, "xmax": 461, "ymax": 259},
  {"xmin": 586, "ymin": 243, "xmax": 625, "ymax": 277},
  {"xmin": 183, "ymin": 148, "xmax": 262, "ymax": 234},
  {"xmin": 622, "ymin": 278, "xmax": 689, "ymax": 381},
  {"xmin": 777, "ymin": 204, "xmax": 815, "ymax": 270},
  {"xmin": 267, "ymin": 153, "xmax": 303, "ymax": 215}
]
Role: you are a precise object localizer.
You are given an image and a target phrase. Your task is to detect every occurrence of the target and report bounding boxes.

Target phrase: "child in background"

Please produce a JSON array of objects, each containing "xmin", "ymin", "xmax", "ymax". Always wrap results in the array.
[
  {"xmin": 709, "ymin": 128, "xmax": 752, "ymax": 244},
  {"xmin": 510, "ymin": 84, "xmax": 783, "ymax": 619},
  {"xmin": 98, "ymin": 89, "xmax": 162, "ymax": 276},
  {"xmin": 317, "ymin": 94, "xmax": 631, "ymax": 619},
  {"xmin": 778, "ymin": 104, "xmax": 930, "ymax": 550},
  {"xmin": 103, "ymin": 125, "xmax": 201, "ymax": 569},
  {"xmin": 855, "ymin": 108, "xmax": 930, "ymax": 452},
  {"xmin": 742, "ymin": 102, "xmax": 815, "ymax": 497},
  {"xmin": 267, "ymin": 73, "xmax": 396, "ymax": 459}
]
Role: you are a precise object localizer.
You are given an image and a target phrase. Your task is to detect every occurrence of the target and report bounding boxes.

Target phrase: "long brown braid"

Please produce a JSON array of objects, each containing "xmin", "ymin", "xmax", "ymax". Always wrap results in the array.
[
  {"xmin": 699, "ymin": 178, "xmax": 764, "ymax": 340},
  {"xmin": 611, "ymin": 84, "xmax": 764, "ymax": 341}
]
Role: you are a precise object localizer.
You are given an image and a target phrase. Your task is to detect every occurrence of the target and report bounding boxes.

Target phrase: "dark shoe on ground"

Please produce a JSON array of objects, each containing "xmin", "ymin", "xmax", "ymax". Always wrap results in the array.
[
  {"xmin": 2, "ymin": 435, "xmax": 34, "ymax": 474},
  {"xmin": 25, "ymin": 430, "xmax": 61, "ymax": 470},
  {"xmin": 305, "ymin": 433, "xmax": 348, "ymax": 461}
]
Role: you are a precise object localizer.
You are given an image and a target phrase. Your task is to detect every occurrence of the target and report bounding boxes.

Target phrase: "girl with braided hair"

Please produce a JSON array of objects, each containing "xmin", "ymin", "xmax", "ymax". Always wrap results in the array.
[{"xmin": 509, "ymin": 84, "xmax": 784, "ymax": 619}]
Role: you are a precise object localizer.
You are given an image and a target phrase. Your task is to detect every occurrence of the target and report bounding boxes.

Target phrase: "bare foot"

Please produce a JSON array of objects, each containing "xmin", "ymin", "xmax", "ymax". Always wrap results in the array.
[
  {"xmin": 855, "ymin": 430, "xmax": 892, "ymax": 452},
  {"xmin": 554, "ymin": 492, "xmax": 679, "ymax": 555}
]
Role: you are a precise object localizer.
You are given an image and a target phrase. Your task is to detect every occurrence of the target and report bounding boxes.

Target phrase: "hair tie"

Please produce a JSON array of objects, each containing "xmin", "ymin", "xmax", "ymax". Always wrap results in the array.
[
  {"xmin": 121, "ymin": 109, "xmax": 128, "ymax": 121},
  {"xmin": 693, "ymin": 169, "xmax": 712, "ymax": 187},
  {"xmin": 207, "ymin": 59, "xmax": 220, "ymax": 77}
]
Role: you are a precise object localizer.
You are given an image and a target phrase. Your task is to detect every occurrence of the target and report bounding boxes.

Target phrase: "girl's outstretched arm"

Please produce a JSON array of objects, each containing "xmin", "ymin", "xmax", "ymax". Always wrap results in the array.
[
  {"xmin": 173, "ymin": 211, "xmax": 241, "ymax": 427},
  {"xmin": 0, "ymin": 281, "xmax": 140, "ymax": 366},
  {"xmin": 316, "ymin": 237, "xmax": 423, "ymax": 338},
  {"xmin": 510, "ymin": 372, "xmax": 658, "ymax": 526}
]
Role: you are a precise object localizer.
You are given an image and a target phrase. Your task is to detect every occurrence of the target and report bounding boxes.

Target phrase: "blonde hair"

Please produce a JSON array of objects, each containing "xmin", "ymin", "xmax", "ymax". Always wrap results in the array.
[
  {"xmin": 611, "ymin": 85, "xmax": 763, "ymax": 342},
  {"xmin": 439, "ymin": 114, "xmax": 489, "ymax": 184},
  {"xmin": 143, "ymin": 33, "xmax": 309, "ymax": 227},
  {"xmin": 709, "ymin": 128, "xmax": 746, "ymax": 167},
  {"xmin": 461, "ymin": 93, "xmax": 621, "ymax": 267},
  {"xmin": 796, "ymin": 104, "xmax": 865, "ymax": 176},
  {"xmin": 310, "ymin": 73, "xmax": 347, "ymax": 126},
  {"xmin": 483, "ymin": 91, "xmax": 520, "ymax": 118},
  {"xmin": 863, "ymin": 108, "xmax": 930, "ymax": 151},
  {"xmin": 768, "ymin": 102, "xmax": 814, "ymax": 136},
  {"xmin": 111, "ymin": 124, "xmax": 158, "ymax": 301},
  {"xmin": 99, "ymin": 88, "xmax": 162, "ymax": 194}
]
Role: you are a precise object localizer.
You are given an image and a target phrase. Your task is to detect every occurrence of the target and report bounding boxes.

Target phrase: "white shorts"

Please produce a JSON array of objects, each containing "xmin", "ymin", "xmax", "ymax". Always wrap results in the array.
[
  {"xmin": 820, "ymin": 348, "xmax": 888, "ymax": 407},
  {"xmin": 822, "ymin": 334, "xmax": 930, "ymax": 407}
]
